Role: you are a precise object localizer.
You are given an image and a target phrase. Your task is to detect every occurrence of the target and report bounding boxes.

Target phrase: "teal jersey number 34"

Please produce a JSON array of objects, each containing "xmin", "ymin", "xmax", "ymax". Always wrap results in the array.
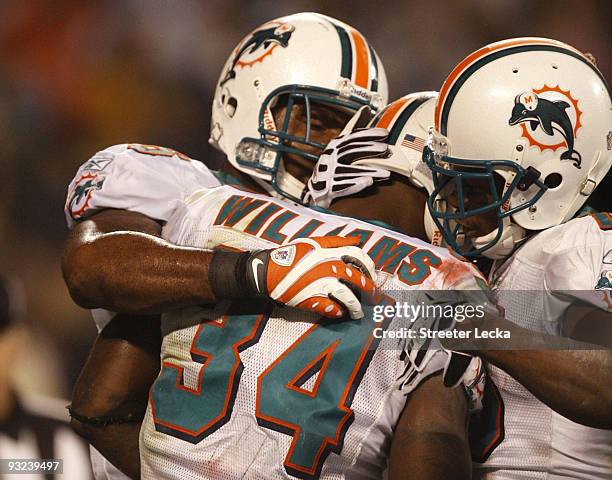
[{"xmin": 150, "ymin": 303, "xmax": 390, "ymax": 479}]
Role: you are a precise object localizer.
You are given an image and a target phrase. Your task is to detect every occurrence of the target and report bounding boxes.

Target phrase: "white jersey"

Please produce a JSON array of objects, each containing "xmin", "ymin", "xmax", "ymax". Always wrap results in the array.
[
  {"xmin": 64, "ymin": 143, "xmax": 219, "ymax": 331},
  {"xmin": 64, "ymin": 144, "xmax": 222, "ymax": 479},
  {"xmin": 138, "ymin": 184, "xmax": 485, "ymax": 479},
  {"xmin": 474, "ymin": 214, "xmax": 612, "ymax": 479},
  {"xmin": 65, "ymin": 144, "xmax": 486, "ymax": 479}
]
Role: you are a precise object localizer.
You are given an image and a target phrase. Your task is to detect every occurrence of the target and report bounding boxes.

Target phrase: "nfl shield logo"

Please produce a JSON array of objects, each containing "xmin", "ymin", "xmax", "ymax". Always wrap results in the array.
[{"xmin": 271, "ymin": 245, "xmax": 296, "ymax": 266}]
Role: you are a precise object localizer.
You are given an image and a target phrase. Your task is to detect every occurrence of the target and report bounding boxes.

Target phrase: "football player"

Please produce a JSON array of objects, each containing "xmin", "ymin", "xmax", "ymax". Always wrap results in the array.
[
  {"xmin": 136, "ymin": 146, "xmax": 486, "ymax": 479},
  {"xmin": 425, "ymin": 37, "xmax": 612, "ymax": 479},
  {"xmin": 63, "ymin": 12, "xmax": 483, "ymax": 480},
  {"xmin": 310, "ymin": 38, "xmax": 612, "ymax": 478}
]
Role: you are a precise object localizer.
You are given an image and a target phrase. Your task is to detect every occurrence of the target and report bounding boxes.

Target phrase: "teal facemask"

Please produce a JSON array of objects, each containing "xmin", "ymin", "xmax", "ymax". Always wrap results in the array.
[{"xmin": 423, "ymin": 144, "xmax": 547, "ymax": 257}]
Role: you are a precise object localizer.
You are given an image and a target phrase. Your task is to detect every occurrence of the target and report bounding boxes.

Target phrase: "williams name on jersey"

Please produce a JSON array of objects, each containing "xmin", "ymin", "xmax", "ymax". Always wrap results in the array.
[{"xmin": 65, "ymin": 144, "xmax": 485, "ymax": 480}]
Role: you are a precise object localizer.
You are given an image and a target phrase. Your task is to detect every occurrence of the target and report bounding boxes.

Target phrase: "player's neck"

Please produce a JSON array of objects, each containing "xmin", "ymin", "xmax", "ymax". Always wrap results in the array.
[
  {"xmin": 221, "ymin": 163, "xmax": 268, "ymax": 194},
  {"xmin": 330, "ymin": 175, "xmax": 429, "ymax": 241}
]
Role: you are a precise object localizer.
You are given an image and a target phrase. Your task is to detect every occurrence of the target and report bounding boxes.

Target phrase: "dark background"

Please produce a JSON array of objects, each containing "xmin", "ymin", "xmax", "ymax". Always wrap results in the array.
[{"xmin": 0, "ymin": 0, "xmax": 609, "ymax": 398}]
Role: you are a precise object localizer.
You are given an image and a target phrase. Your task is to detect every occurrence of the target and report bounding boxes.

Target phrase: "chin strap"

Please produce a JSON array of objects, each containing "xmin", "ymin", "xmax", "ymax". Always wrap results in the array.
[
  {"xmin": 252, "ymin": 163, "xmax": 306, "ymax": 204},
  {"xmin": 472, "ymin": 217, "xmax": 526, "ymax": 260},
  {"xmin": 424, "ymin": 207, "xmax": 444, "ymax": 246},
  {"xmin": 253, "ymin": 177, "xmax": 279, "ymax": 197},
  {"xmin": 276, "ymin": 163, "xmax": 306, "ymax": 201}
]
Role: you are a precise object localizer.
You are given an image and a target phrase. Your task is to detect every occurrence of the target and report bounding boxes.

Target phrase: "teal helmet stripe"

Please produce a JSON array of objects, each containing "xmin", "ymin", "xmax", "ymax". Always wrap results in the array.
[
  {"xmin": 387, "ymin": 96, "xmax": 429, "ymax": 145},
  {"xmin": 368, "ymin": 44, "xmax": 379, "ymax": 92},
  {"xmin": 440, "ymin": 44, "xmax": 610, "ymax": 136},
  {"xmin": 370, "ymin": 108, "xmax": 385, "ymax": 127},
  {"xmin": 333, "ymin": 24, "xmax": 353, "ymax": 80}
]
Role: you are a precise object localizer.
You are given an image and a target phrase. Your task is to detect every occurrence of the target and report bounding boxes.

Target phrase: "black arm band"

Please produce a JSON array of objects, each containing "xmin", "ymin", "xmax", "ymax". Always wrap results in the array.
[
  {"xmin": 208, "ymin": 250, "xmax": 253, "ymax": 300},
  {"xmin": 67, "ymin": 406, "xmax": 144, "ymax": 427}
]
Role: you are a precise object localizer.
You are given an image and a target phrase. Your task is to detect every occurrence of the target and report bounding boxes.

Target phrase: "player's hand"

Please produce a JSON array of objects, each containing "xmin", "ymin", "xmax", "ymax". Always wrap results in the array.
[
  {"xmin": 302, "ymin": 106, "xmax": 391, "ymax": 208},
  {"xmin": 246, "ymin": 236, "xmax": 378, "ymax": 319},
  {"xmin": 450, "ymin": 354, "xmax": 486, "ymax": 413}
]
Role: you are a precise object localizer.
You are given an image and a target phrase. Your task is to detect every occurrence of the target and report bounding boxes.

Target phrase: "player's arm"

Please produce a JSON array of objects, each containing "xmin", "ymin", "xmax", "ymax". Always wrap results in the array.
[
  {"xmin": 445, "ymin": 307, "xmax": 612, "ymax": 429},
  {"xmin": 62, "ymin": 144, "xmax": 222, "ymax": 313},
  {"xmin": 63, "ymin": 209, "xmax": 378, "ymax": 318},
  {"xmin": 473, "ymin": 312, "xmax": 612, "ymax": 429},
  {"xmin": 70, "ymin": 313, "xmax": 161, "ymax": 479},
  {"xmin": 63, "ymin": 144, "xmax": 380, "ymax": 318},
  {"xmin": 476, "ymin": 227, "xmax": 612, "ymax": 429},
  {"xmin": 481, "ymin": 351, "xmax": 612, "ymax": 429},
  {"xmin": 63, "ymin": 208, "xmax": 218, "ymax": 313},
  {"xmin": 389, "ymin": 374, "xmax": 471, "ymax": 480}
]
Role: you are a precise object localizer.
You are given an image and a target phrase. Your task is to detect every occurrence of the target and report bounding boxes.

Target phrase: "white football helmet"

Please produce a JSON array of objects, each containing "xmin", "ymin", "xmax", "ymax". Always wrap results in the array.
[
  {"xmin": 360, "ymin": 92, "xmax": 444, "ymax": 245},
  {"xmin": 209, "ymin": 12, "xmax": 388, "ymax": 202},
  {"xmin": 423, "ymin": 37, "xmax": 612, "ymax": 259}
]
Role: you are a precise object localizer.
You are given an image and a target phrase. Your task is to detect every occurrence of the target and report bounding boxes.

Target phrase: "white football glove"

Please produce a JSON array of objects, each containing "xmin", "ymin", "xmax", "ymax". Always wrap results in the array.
[
  {"xmin": 392, "ymin": 288, "xmax": 489, "ymax": 413},
  {"xmin": 396, "ymin": 346, "xmax": 486, "ymax": 414},
  {"xmin": 460, "ymin": 355, "xmax": 486, "ymax": 413},
  {"xmin": 303, "ymin": 106, "xmax": 392, "ymax": 208},
  {"xmin": 246, "ymin": 236, "xmax": 378, "ymax": 320}
]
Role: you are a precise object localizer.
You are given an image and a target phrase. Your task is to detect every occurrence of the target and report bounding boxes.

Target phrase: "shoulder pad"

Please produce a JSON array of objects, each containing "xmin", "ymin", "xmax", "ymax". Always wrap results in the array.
[
  {"xmin": 529, "ymin": 216, "xmax": 610, "ymax": 291},
  {"xmin": 65, "ymin": 144, "xmax": 220, "ymax": 227}
]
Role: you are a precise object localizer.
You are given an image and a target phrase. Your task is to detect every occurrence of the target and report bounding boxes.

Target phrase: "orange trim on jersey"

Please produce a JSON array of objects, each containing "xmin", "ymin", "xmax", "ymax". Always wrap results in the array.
[
  {"xmin": 127, "ymin": 143, "xmax": 191, "ymax": 161},
  {"xmin": 482, "ymin": 381, "xmax": 504, "ymax": 457},
  {"xmin": 150, "ymin": 313, "xmax": 266, "ymax": 438},
  {"xmin": 375, "ymin": 97, "xmax": 410, "ymax": 129},
  {"xmin": 367, "ymin": 236, "xmax": 416, "ymax": 274},
  {"xmin": 379, "ymin": 245, "xmax": 415, "ymax": 273},
  {"xmin": 255, "ymin": 321, "xmax": 380, "ymax": 477},
  {"xmin": 286, "ymin": 340, "xmax": 340, "ymax": 398},
  {"xmin": 349, "ymin": 28, "xmax": 370, "ymax": 88},
  {"xmin": 435, "ymin": 38, "xmax": 586, "ymax": 130},
  {"xmin": 592, "ymin": 212, "xmax": 612, "ymax": 230}
]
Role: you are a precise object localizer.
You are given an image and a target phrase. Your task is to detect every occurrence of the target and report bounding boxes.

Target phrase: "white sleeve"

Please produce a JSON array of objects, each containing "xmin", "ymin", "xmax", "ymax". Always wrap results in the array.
[
  {"xmin": 64, "ymin": 143, "xmax": 220, "ymax": 228},
  {"xmin": 544, "ymin": 215, "xmax": 612, "ymax": 312}
]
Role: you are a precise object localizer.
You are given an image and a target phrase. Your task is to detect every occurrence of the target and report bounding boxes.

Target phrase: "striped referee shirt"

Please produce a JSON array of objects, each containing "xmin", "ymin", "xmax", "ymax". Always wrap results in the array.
[{"xmin": 0, "ymin": 393, "xmax": 93, "ymax": 479}]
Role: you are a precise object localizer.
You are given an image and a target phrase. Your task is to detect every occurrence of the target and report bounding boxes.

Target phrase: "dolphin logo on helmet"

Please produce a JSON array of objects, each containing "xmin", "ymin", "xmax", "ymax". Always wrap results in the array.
[
  {"xmin": 210, "ymin": 13, "xmax": 389, "ymax": 203},
  {"xmin": 220, "ymin": 23, "xmax": 295, "ymax": 86},
  {"xmin": 509, "ymin": 91, "xmax": 582, "ymax": 168}
]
